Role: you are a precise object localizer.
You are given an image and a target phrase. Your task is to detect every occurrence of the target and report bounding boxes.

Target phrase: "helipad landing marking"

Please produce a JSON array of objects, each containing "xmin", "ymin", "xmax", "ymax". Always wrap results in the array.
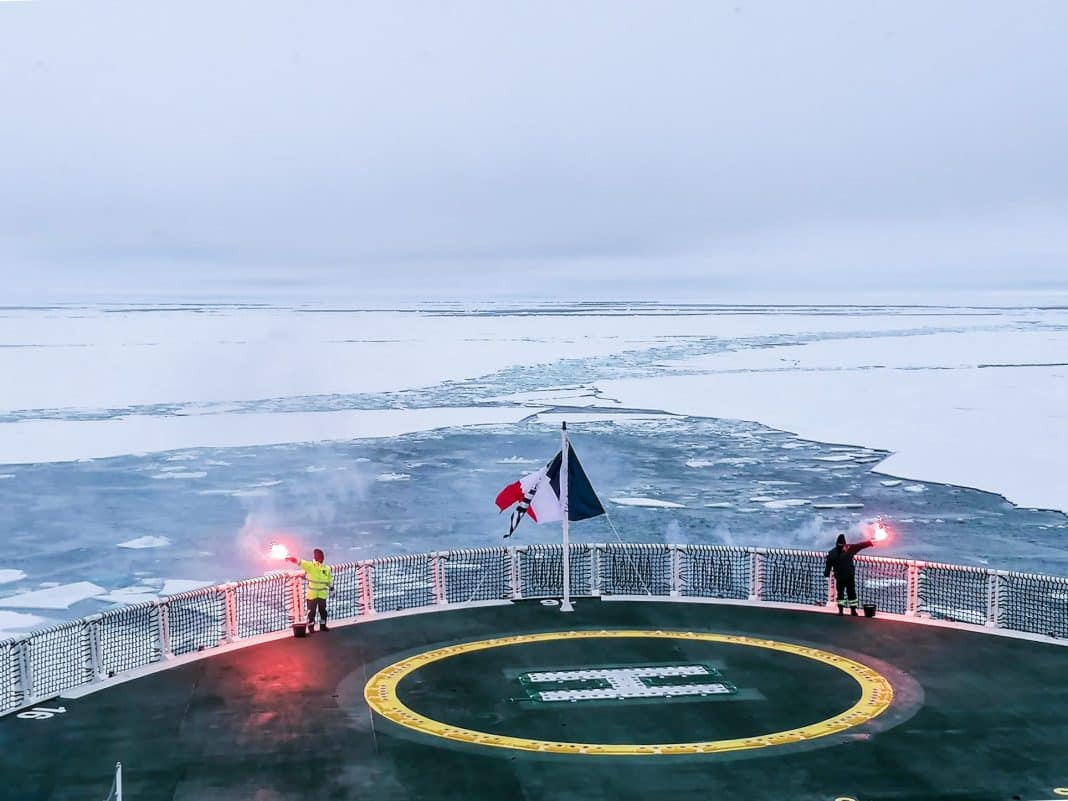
[
  {"xmin": 519, "ymin": 664, "xmax": 736, "ymax": 702},
  {"xmin": 363, "ymin": 629, "xmax": 894, "ymax": 756}
]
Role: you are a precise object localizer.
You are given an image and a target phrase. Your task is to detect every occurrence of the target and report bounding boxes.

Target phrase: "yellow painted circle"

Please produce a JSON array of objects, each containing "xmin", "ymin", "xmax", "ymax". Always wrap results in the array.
[
  {"xmin": 364, "ymin": 629, "xmax": 894, "ymax": 756},
  {"xmin": 1053, "ymin": 789, "xmax": 1068, "ymax": 796}
]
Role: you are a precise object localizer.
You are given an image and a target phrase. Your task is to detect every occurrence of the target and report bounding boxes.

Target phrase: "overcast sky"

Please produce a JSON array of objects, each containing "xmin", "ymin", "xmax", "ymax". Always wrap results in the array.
[{"xmin": 1, "ymin": 1, "xmax": 1066, "ymax": 302}]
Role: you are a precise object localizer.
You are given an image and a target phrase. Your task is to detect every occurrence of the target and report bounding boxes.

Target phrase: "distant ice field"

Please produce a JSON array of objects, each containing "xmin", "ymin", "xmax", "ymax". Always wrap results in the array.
[{"xmin": 0, "ymin": 302, "xmax": 1065, "ymax": 635}]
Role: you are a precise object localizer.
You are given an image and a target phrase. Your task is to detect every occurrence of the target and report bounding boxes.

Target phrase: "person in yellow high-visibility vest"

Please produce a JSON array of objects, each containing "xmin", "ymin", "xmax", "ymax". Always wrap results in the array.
[{"xmin": 286, "ymin": 548, "xmax": 333, "ymax": 632}]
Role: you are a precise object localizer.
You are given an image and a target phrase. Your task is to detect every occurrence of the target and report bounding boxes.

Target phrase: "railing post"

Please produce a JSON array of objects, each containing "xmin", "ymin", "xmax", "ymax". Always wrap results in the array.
[
  {"xmin": 507, "ymin": 546, "xmax": 521, "ymax": 600},
  {"xmin": 221, "ymin": 583, "xmax": 238, "ymax": 643},
  {"xmin": 287, "ymin": 572, "xmax": 303, "ymax": 626},
  {"xmin": 591, "ymin": 544, "xmax": 604, "ymax": 597},
  {"xmin": 986, "ymin": 570, "xmax": 1003, "ymax": 628},
  {"xmin": 907, "ymin": 560, "xmax": 921, "ymax": 617},
  {"xmin": 86, "ymin": 614, "xmax": 104, "ymax": 681},
  {"xmin": 156, "ymin": 600, "xmax": 172, "ymax": 658},
  {"xmin": 432, "ymin": 552, "xmax": 447, "ymax": 605},
  {"xmin": 361, "ymin": 562, "xmax": 376, "ymax": 616},
  {"xmin": 670, "ymin": 544, "xmax": 682, "ymax": 597},
  {"xmin": 748, "ymin": 548, "xmax": 763, "ymax": 601},
  {"xmin": 14, "ymin": 636, "xmax": 32, "ymax": 705}
]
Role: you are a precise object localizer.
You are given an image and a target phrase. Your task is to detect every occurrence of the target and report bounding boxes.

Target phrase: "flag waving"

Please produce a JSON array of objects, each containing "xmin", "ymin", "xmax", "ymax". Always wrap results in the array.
[{"xmin": 494, "ymin": 447, "xmax": 605, "ymax": 537}]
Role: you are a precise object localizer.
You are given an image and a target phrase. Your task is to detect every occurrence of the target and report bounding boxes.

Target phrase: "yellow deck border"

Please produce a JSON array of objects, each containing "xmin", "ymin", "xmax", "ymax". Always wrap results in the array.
[{"xmin": 364, "ymin": 629, "xmax": 894, "ymax": 756}]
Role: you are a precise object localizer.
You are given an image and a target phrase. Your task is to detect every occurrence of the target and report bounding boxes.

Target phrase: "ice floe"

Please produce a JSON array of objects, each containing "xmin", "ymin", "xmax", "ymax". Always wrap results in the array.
[
  {"xmin": 159, "ymin": 579, "xmax": 214, "ymax": 596},
  {"xmin": 0, "ymin": 569, "xmax": 27, "ymax": 585},
  {"xmin": 117, "ymin": 535, "xmax": 171, "ymax": 549},
  {"xmin": 762, "ymin": 499, "xmax": 810, "ymax": 509},
  {"xmin": 376, "ymin": 472, "xmax": 411, "ymax": 482},
  {"xmin": 812, "ymin": 502, "xmax": 864, "ymax": 509},
  {"xmin": 609, "ymin": 497, "xmax": 685, "ymax": 509},
  {"xmin": 685, "ymin": 458, "xmax": 717, "ymax": 468},
  {"xmin": 151, "ymin": 471, "xmax": 207, "ymax": 480},
  {"xmin": 0, "ymin": 610, "xmax": 50, "ymax": 637},
  {"xmin": 880, "ymin": 479, "xmax": 903, "ymax": 487},
  {"xmin": 94, "ymin": 586, "xmax": 160, "ymax": 604},
  {"xmin": 0, "ymin": 582, "xmax": 107, "ymax": 610}
]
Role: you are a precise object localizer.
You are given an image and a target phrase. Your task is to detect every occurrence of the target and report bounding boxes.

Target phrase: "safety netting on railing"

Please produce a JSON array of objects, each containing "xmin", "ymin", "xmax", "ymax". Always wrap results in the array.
[
  {"xmin": 165, "ymin": 588, "xmax": 226, "ymax": 656},
  {"xmin": 598, "ymin": 543, "xmax": 672, "ymax": 596},
  {"xmin": 371, "ymin": 554, "xmax": 434, "ymax": 613},
  {"xmin": 679, "ymin": 545, "xmax": 750, "ymax": 599},
  {"xmin": 328, "ymin": 562, "xmax": 364, "ymax": 620},
  {"xmin": 235, "ymin": 575, "xmax": 292, "ymax": 639},
  {"xmin": 442, "ymin": 548, "xmax": 511, "ymax": 604},
  {"xmin": 97, "ymin": 602, "xmax": 162, "ymax": 677},
  {"xmin": 517, "ymin": 544, "xmax": 592, "ymax": 598},
  {"xmin": 761, "ymin": 550, "xmax": 827, "ymax": 606},
  {"xmin": 1000, "ymin": 572, "xmax": 1068, "ymax": 639},
  {"xmin": 24, "ymin": 620, "xmax": 92, "ymax": 699},
  {"xmin": 918, "ymin": 563, "xmax": 989, "ymax": 625},
  {"xmin": 4, "ymin": 543, "xmax": 1068, "ymax": 719},
  {"xmin": 0, "ymin": 639, "xmax": 20, "ymax": 712},
  {"xmin": 855, "ymin": 557, "xmax": 910, "ymax": 614}
]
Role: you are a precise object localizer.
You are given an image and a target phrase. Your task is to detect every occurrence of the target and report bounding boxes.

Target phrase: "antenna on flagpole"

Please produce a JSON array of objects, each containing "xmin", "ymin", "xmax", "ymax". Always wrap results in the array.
[{"xmin": 560, "ymin": 420, "xmax": 573, "ymax": 612}]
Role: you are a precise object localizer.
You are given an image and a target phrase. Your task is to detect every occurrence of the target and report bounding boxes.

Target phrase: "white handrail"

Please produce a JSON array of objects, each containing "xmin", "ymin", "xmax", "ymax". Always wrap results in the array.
[{"xmin": 1, "ymin": 544, "xmax": 1065, "ymax": 717}]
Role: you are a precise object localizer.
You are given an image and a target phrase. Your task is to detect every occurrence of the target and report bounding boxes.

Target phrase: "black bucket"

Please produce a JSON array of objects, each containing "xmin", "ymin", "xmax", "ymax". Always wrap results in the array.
[
  {"xmin": 863, "ymin": 603, "xmax": 877, "ymax": 618},
  {"xmin": 292, "ymin": 622, "xmax": 308, "ymax": 638}
]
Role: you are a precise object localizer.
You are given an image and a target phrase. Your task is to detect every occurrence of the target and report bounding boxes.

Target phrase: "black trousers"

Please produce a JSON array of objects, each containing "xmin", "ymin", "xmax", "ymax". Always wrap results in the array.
[
  {"xmin": 835, "ymin": 574, "xmax": 858, "ymax": 607},
  {"xmin": 306, "ymin": 597, "xmax": 327, "ymax": 624}
]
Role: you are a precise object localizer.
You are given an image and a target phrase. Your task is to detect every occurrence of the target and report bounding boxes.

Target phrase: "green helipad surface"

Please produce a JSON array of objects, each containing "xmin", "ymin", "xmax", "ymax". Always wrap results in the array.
[{"xmin": 3, "ymin": 599, "xmax": 1067, "ymax": 800}]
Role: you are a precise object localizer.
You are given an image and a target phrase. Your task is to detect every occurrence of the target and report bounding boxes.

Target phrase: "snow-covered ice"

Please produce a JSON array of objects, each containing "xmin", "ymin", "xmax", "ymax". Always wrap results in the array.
[
  {"xmin": 117, "ymin": 536, "xmax": 171, "ymax": 549},
  {"xmin": 159, "ymin": 580, "xmax": 214, "ymax": 596},
  {"xmin": 609, "ymin": 498, "xmax": 686, "ymax": 509},
  {"xmin": 763, "ymin": 499, "xmax": 810, "ymax": 509},
  {"xmin": 0, "ymin": 610, "xmax": 50, "ymax": 638},
  {"xmin": 0, "ymin": 302, "xmax": 1067, "ymax": 628},
  {"xmin": 0, "ymin": 569, "xmax": 27, "ymax": 584},
  {"xmin": 0, "ymin": 582, "xmax": 107, "ymax": 610}
]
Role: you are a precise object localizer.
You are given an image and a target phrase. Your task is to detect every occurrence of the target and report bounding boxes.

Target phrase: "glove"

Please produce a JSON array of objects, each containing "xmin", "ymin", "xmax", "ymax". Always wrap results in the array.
[{"xmin": 285, "ymin": 555, "xmax": 298, "ymax": 564}]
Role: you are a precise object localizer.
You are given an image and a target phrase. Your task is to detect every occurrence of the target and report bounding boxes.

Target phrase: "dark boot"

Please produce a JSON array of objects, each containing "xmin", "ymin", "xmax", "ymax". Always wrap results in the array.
[
  {"xmin": 320, "ymin": 623, "xmax": 330, "ymax": 631},
  {"xmin": 851, "ymin": 608, "xmax": 858, "ymax": 616}
]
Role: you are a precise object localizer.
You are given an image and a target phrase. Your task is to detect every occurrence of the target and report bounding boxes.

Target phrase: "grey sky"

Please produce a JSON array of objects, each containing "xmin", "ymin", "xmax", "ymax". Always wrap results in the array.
[{"xmin": 1, "ymin": 1, "xmax": 1066, "ymax": 301}]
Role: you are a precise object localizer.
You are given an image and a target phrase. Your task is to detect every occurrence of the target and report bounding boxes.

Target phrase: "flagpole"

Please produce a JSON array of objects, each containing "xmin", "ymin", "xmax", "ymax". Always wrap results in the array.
[{"xmin": 560, "ymin": 421, "xmax": 573, "ymax": 612}]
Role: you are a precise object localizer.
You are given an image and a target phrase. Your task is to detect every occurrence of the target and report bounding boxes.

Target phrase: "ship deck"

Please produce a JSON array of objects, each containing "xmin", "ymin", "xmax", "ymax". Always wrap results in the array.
[{"xmin": 3, "ymin": 599, "xmax": 1067, "ymax": 801}]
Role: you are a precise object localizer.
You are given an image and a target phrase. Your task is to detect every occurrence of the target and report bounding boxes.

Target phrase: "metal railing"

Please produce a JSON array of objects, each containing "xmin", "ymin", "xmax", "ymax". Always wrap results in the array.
[{"xmin": 2, "ymin": 543, "xmax": 1066, "ymax": 716}]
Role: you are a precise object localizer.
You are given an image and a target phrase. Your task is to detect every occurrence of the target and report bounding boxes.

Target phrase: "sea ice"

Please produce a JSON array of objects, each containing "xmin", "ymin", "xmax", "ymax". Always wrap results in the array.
[
  {"xmin": 117, "ymin": 536, "xmax": 171, "ymax": 549},
  {"xmin": 0, "ymin": 610, "xmax": 49, "ymax": 637},
  {"xmin": 0, "ymin": 569, "xmax": 26, "ymax": 585},
  {"xmin": 0, "ymin": 582, "xmax": 107, "ymax": 610},
  {"xmin": 159, "ymin": 579, "xmax": 214, "ymax": 596},
  {"xmin": 762, "ymin": 499, "xmax": 810, "ymax": 509},
  {"xmin": 609, "ymin": 498, "xmax": 685, "ymax": 509}
]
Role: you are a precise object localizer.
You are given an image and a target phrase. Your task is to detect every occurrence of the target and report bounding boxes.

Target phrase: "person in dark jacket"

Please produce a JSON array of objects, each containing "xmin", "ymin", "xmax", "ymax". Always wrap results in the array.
[{"xmin": 824, "ymin": 534, "xmax": 874, "ymax": 615}]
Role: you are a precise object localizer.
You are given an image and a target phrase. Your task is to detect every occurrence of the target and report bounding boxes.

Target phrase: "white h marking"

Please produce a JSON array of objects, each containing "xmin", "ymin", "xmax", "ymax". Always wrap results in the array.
[{"xmin": 524, "ymin": 666, "xmax": 733, "ymax": 702}]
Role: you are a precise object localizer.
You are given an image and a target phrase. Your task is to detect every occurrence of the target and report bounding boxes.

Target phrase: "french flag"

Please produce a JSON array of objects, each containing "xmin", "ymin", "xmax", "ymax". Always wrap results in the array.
[{"xmin": 494, "ymin": 448, "xmax": 605, "ymax": 538}]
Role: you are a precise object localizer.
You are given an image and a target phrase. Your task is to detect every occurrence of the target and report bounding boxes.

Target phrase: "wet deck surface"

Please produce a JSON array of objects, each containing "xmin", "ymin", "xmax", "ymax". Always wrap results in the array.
[{"xmin": 3, "ymin": 599, "xmax": 1067, "ymax": 801}]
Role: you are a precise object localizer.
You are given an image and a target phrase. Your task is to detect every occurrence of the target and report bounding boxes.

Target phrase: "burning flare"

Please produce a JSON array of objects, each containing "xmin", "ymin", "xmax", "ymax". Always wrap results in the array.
[
  {"xmin": 873, "ymin": 522, "xmax": 890, "ymax": 542},
  {"xmin": 270, "ymin": 543, "xmax": 290, "ymax": 560}
]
